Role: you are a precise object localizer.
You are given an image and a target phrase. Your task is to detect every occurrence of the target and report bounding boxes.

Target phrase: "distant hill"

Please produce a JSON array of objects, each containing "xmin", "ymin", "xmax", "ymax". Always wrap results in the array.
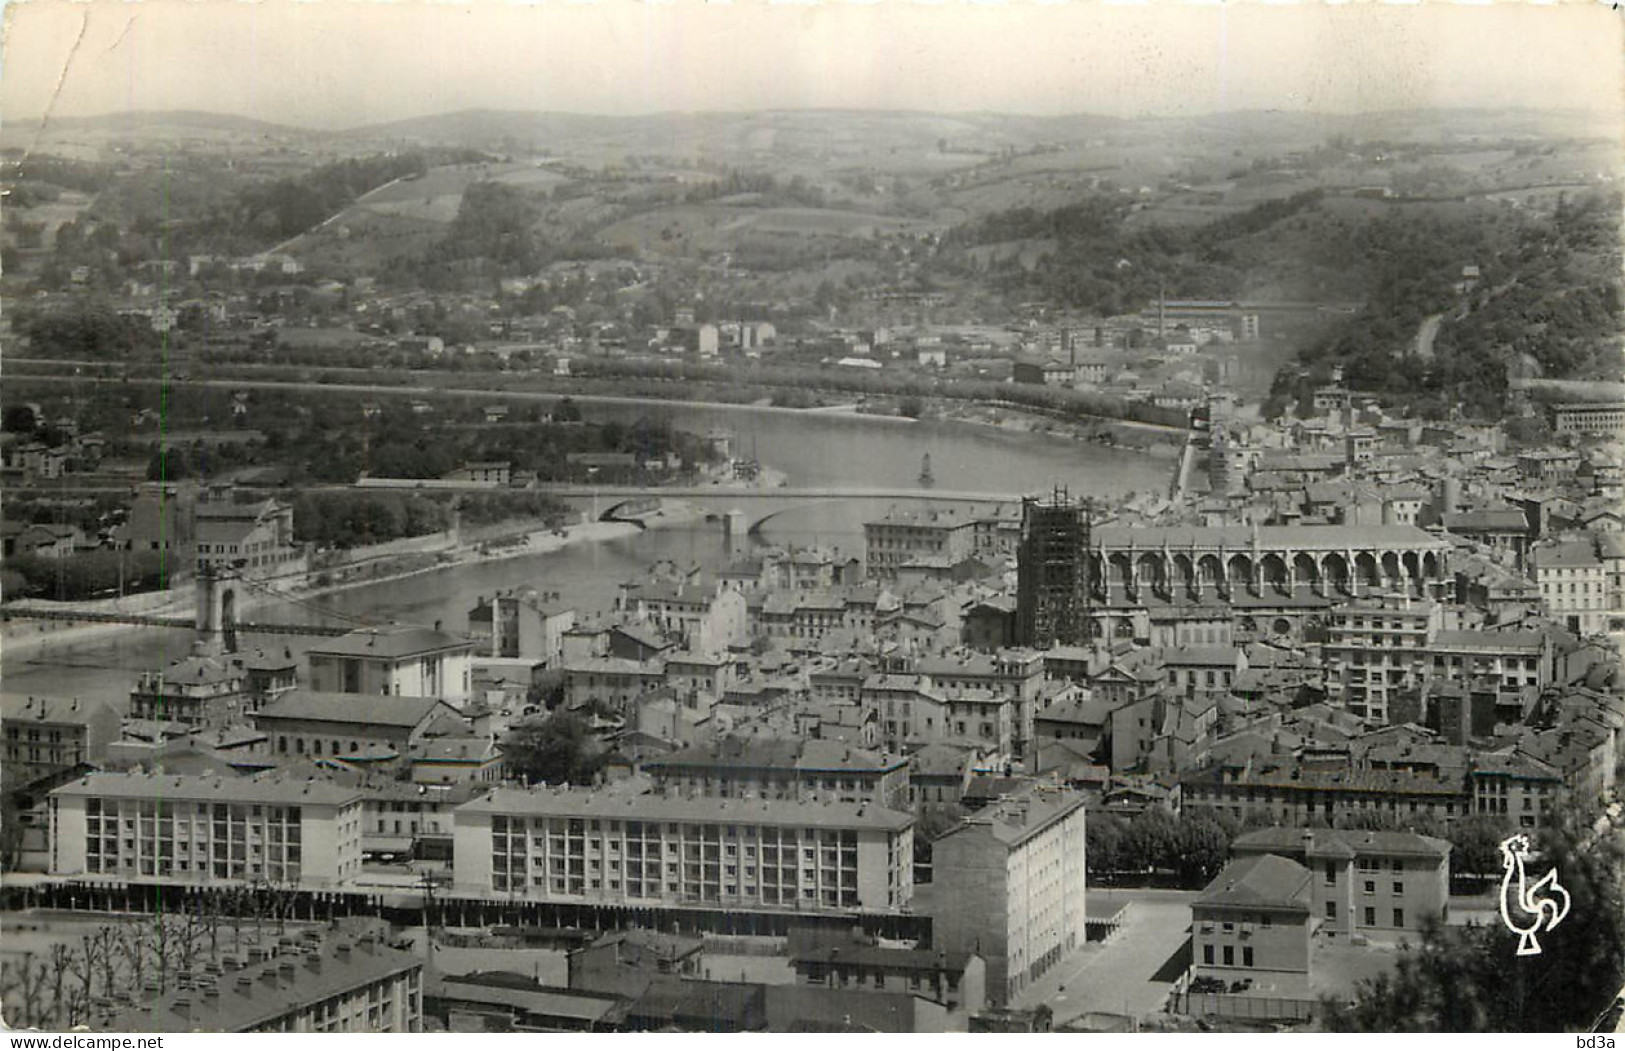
[{"xmin": 8, "ymin": 109, "xmax": 300, "ymax": 137}]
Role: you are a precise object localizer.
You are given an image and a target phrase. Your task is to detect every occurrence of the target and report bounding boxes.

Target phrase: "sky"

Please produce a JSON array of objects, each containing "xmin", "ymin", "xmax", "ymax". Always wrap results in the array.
[{"xmin": 1, "ymin": 1, "xmax": 1621, "ymax": 131}]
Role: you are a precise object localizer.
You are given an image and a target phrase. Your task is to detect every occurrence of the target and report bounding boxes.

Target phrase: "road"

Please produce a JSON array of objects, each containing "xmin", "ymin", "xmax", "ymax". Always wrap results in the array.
[
  {"xmin": 1014, "ymin": 888, "xmax": 1196, "ymax": 1025},
  {"xmin": 12, "ymin": 367, "xmax": 1190, "ymax": 436},
  {"xmin": 1413, "ymin": 313, "xmax": 1443, "ymax": 362}
]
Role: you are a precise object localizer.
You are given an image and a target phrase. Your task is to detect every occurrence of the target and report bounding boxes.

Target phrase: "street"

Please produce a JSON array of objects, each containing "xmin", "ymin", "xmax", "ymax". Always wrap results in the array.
[{"xmin": 1014, "ymin": 888, "xmax": 1197, "ymax": 1024}]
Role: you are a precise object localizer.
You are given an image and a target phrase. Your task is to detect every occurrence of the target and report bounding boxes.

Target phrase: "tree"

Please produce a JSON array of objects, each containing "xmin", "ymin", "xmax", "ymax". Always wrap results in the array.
[
  {"xmin": 147, "ymin": 446, "xmax": 190, "ymax": 482},
  {"xmin": 1322, "ymin": 812, "xmax": 1624, "ymax": 1032},
  {"xmin": 501, "ymin": 712, "xmax": 606, "ymax": 786},
  {"xmin": 1447, "ymin": 815, "xmax": 1507, "ymax": 883},
  {"xmin": 1086, "ymin": 812, "xmax": 1128, "ymax": 880},
  {"xmin": 1122, "ymin": 807, "xmax": 1181, "ymax": 875},
  {"xmin": 1174, "ymin": 811, "xmax": 1233, "ymax": 886},
  {"xmin": 1, "ymin": 405, "xmax": 35, "ymax": 434}
]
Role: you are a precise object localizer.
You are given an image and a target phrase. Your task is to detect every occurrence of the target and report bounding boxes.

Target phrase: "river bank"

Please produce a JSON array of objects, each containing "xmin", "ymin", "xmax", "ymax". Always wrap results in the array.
[{"xmin": 0, "ymin": 517, "xmax": 643, "ymax": 664}]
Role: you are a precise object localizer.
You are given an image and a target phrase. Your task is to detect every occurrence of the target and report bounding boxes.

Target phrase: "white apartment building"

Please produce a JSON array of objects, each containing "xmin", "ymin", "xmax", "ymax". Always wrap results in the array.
[
  {"xmin": 453, "ymin": 786, "xmax": 914, "ymax": 913},
  {"xmin": 49, "ymin": 771, "xmax": 366, "ymax": 889},
  {"xmin": 929, "ymin": 785, "xmax": 1087, "ymax": 1005}
]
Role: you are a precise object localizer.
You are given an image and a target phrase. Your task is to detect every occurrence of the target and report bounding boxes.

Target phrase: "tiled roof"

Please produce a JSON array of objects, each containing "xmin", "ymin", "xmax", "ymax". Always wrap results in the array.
[{"xmin": 1196, "ymin": 855, "xmax": 1312, "ymax": 910}]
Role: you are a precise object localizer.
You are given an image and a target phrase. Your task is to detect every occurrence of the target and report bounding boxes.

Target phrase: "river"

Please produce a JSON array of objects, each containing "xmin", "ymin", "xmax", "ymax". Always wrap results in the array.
[{"xmin": 1, "ymin": 403, "xmax": 1169, "ymax": 704}]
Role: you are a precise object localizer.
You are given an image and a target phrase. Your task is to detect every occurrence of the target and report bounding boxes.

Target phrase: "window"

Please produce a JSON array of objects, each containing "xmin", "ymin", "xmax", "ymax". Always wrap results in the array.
[
  {"xmin": 1393, "ymin": 882, "xmax": 1404, "ymax": 895},
  {"xmin": 1393, "ymin": 908, "xmax": 1405, "ymax": 927},
  {"xmin": 1242, "ymin": 947, "xmax": 1254, "ymax": 968},
  {"xmin": 1202, "ymin": 944, "xmax": 1214, "ymax": 966},
  {"xmin": 1364, "ymin": 880, "xmax": 1375, "ymax": 895},
  {"xmin": 1324, "ymin": 862, "xmax": 1336, "ymax": 885},
  {"xmin": 1364, "ymin": 906, "xmax": 1376, "ymax": 926},
  {"xmin": 1326, "ymin": 901, "xmax": 1337, "ymax": 920},
  {"xmin": 1222, "ymin": 945, "xmax": 1234, "ymax": 967}
]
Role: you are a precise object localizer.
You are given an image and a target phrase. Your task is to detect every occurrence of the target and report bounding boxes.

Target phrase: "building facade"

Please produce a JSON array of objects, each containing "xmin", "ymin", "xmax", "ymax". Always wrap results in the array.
[
  {"xmin": 930, "ymin": 786, "xmax": 1087, "ymax": 1005},
  {"xmin": 1230, "ymin": 827, "xmax": 1449, "ymax": 939},
  {"xmin": 1, "ymin": 695, "xmax": 121, "ymax": 784},
  {"xmin": 305, "ymin": 626, "xmax": 474, "ymax": 706},
  {"xmin": 1191, "ymin": 855, "xmax": 1312, "ymax": 979},
  {"xmin": 453, "ymin": 786, "xmax": 915, "ymax": 913},
  {"xmin": 49, "ymin": 771, "xmax": 365, "ymax": 889}
]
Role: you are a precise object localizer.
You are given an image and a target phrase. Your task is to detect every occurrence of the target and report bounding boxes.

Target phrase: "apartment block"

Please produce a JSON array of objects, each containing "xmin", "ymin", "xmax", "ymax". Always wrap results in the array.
[
  {"xmin": 453, "ymin": 786, "xmax": 914, "ymax": 913},
  {"xmin": 49, "ymin": 771, "xmax": 366, "ymax": 889},
  {"xmin": 930, "ymin": 785, "xmax": 1087, "ymax": 1005}
]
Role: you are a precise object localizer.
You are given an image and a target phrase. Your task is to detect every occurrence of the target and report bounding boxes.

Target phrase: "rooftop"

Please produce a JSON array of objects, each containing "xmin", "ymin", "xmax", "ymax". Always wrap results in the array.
[
  {"xmin": 1092, "ymin": 523, "xmax": 1446, "ymax": 551},
  {"xmin": 52, "ymin": 770, "xmax": 365, "ymax": 808},
  {"xmin": 1232, "ymin": 826, "xmax": 1450, "ymax": 861},
  {"xmin": 305, "ymin": 625, "xmax": 473, "ymax": 661},
  {"xmin": 1196, "ymin": 854, "xmax": 1312, "ymax": 911},
  {"xmin": 114, "ymin": 936, "xmax": 419, "ymax": 1033},
  {"xmin": 458, "ymin": 785, "xmax": 915, "ymax": 831},
  {"xmin": 255, "ymin": 690, "xmax": 449, "ymax": 729},
  {"xmin": 939, "ymin": 784, "xmax": 1086, "ymax": 848}
]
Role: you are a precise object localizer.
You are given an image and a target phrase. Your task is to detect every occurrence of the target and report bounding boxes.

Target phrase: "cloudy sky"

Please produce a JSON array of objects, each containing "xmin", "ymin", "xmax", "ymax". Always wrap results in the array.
[{"xmin": 2, "ymin": 1, "xmax": 1620, "ymax": 130}]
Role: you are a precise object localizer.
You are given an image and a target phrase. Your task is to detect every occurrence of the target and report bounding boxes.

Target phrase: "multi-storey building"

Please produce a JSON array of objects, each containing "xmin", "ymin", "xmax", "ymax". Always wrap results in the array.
[
  {"xmin": 1, "ymin": 695, "xmax": 121, "ymax": 784},
  {"xmin": 127, "ymin": 653, "xmax": 249, "ymax": 730},
  {"xmin": 1323, "ymin": 594, "xmax": 1445, "ymax": 723},
  {"xmin": 930, "ymin": 785, "xmax": 1087, "ymax": 1005},
  {"xmin": 1230, "ymin": 827, "xmax": 1449, "ymax": 939},
  {"xmin": 194, "ymin": 492, "xmax": 302, "ymax": 580},
  {"xmin": 619, "ymin": 578, "xmax": 749, "ymax": 653},
  {"xmin": 560, "ymin": 656, "xmax": 666, "ymax": 713},
  {"xmin": 467, "ymin": 589, "xmax": 576, "ymax": 665},
  {"xmin": 1551, "ymin": 402, "xmax": 1625, "ymax": 439},
  {"xmin": 1466, "ymin": 752, "xmax": 1562, "ymax": 830},
  {"xmin": 49, "ymin": 771, "xmax": 365, "ymax": 888},
  {"xmin": 1426, "ymin": 630, "xmax": 1551, "ymax": 692},
  {"xmin": 453, "ymin": 786, "xmax": 915, "ymax": 913},
  {"xmin": 642, "ymin": 736, "xmax": 910, "ymax": 810},
  {"xmin": 865, "ymin": 506, "xmax": 978, "ymax": 581},
  {"xmin": 1181, "ymin": 756, "xmax": 1470, "ymax": 828},
  {"xmin": 1191, "ymin": 855, "xmax": 1312, "ymax": 979},
  {"xmin": 305, "ymin": 625, "xmax": 475, "ymax": 706},
  {"xmin": 1532, "ymin": 538, "xmax": 1609, "ymax": 636},
  {"xmin": 114, "ymin": 936, "xmax": 422, "ymax": 1033},
  {"xmin": 911, "ymin": 649, "xmax": 1045, "ymax": 755}
]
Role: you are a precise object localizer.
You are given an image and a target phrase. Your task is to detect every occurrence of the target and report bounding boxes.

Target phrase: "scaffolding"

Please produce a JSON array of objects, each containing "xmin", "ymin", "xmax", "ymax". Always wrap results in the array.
[{"xmin": 1016, "ymin": 487, "xmax": 1094, "ymax": 648}]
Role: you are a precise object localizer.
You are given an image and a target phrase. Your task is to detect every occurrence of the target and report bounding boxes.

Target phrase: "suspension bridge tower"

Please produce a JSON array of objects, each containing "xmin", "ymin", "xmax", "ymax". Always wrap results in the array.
[{"xmin": 195, "ymin": 565, "xmax": 242, "ymax": 655}]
